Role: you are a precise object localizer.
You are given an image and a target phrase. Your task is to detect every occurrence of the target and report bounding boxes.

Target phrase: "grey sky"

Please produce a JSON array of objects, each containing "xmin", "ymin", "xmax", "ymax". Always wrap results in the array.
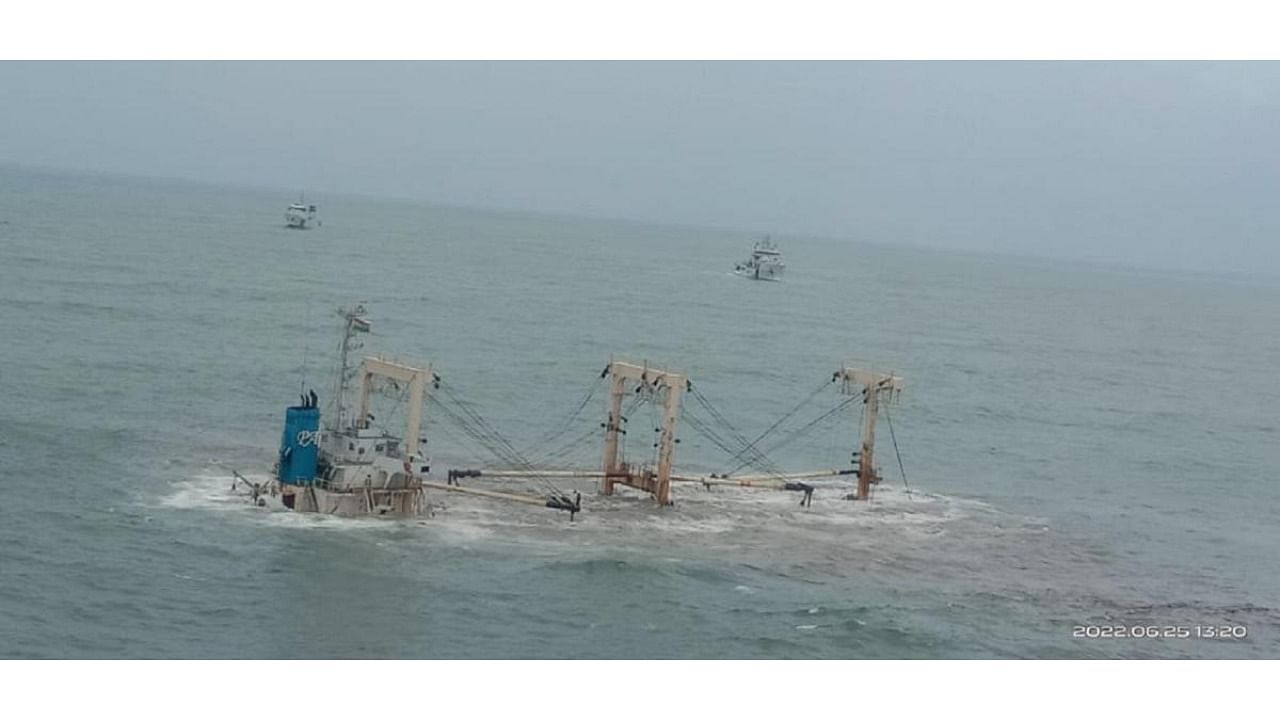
[{"xmin": 2, "ymin": 61, "xmax": 1278, "ymax": 274}]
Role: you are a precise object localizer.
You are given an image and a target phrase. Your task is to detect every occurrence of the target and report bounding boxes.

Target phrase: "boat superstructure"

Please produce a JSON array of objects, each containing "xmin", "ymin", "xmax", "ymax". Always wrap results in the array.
[
  {"xmin": 285, "ymin": 199, "xmax": 319, "ymax": 229},
  {"xmin": 253, "ymin": 305, "xmax": 910, "ymax": 520},
  {"xmin": 273, "ymin": 306, "xmax": 428, "ymax": 515},
  {"xmin": 733, "ymin": 236, "xmax": 785, "ymax": 281}
]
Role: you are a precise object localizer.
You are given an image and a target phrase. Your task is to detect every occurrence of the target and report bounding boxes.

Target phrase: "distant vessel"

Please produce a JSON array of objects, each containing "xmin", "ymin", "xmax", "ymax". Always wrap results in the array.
[
  {"xmin": 733, "ymin": 236, "xmax": 785, "ymax": 281},
  {"xmin": 284, "ymin": 199, "xmax": 319, "ymax": 229}
]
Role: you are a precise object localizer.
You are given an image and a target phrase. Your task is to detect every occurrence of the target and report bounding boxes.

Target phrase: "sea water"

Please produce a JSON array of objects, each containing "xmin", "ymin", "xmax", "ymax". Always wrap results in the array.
[{"xmin": 0, "ymin": 164, "xmax": 1276, "ymax": 658}]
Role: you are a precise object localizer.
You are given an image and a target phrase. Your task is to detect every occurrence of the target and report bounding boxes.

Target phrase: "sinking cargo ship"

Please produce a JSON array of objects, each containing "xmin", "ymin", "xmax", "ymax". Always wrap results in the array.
[{"xmin": 247, "ymin": 305, "xmax": 906, "ymax": 520}]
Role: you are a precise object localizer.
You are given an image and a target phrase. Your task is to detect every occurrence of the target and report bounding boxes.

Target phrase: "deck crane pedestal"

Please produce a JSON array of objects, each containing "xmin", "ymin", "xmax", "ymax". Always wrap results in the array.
[
  {"xmin": 835, "ymin": 366, "xmax": 905, "ymax": 500},
  {"xmin": 600, "ymin": 359, "xmax": 686, "ymax": 506}
]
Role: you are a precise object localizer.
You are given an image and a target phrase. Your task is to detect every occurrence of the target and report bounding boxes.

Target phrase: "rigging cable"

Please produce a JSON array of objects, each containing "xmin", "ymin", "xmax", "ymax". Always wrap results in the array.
[
  {"xmin": 529, "ymin": 425, "xmax": 601, "ymax": 466},
  {"xmin": 522, "ymin": 372, "xmax": 605, "ymax": 453},
  {"xmin": 369, "ymin": 377, "xmax": 411, "ymax": 438},
  {"xmin": 524, "ymin": 378, "xmax": 627, "ymax": 466},
  {"xmin": 436, "ymin": 382, "xmax": 532, "ymax": 467},
  {"xmin": 882, "ymin": 400, "xmax": 913, "ymax": 501},
  {"xmin": 680, "ymin": 405, "xmax": 787, "ymax": 481},
  {"xmin": 719, "ymin": 377, "xmax": 835, "ymax": 471},
  {"xmin": 727, "ymin": 392, "xmax": 862, "ymax": 475},
  {"xmin": 431, "ymin": 378, "xmax": 574, "ymax": 500},
  {"xmin": 685, "ymin": 384, "xmax": 786, "ymax": 478},
  {"xmin": 615, "ymin": 385, "xmax": 651, "ymax": 465}
]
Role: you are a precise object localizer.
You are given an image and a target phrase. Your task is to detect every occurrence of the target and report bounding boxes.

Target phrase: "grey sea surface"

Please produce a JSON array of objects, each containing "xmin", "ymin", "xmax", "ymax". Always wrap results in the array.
[{"xmin": 1, "ymin": 165, "xmax": 1277, "ymax": 658}]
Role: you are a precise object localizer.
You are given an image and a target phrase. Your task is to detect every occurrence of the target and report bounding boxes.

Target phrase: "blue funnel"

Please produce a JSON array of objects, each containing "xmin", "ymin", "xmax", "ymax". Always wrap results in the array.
[{"xmin": 278, "ymin": 405, "xmax": 320, "ymax": 485}]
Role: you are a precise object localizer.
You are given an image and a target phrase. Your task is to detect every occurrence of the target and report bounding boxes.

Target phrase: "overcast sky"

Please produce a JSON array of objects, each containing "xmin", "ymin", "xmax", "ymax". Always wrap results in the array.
[{"xmin": 2, "ymin": 61, "xmax": 1278, "ymax": 274}]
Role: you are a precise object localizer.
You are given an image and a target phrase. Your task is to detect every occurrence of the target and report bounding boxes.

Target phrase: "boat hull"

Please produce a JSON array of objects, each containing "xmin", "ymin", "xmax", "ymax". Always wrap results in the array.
[
  {"xmin": 284, "ymin": 205, "xmax": 318, "ymax": 229},
  {"xmin": 733, "ymin": 264, "xmax": 785, "ymax": 281},
  {"xmin": 277, "ymin": 483, "xmax": 424, "ymax": 517}
]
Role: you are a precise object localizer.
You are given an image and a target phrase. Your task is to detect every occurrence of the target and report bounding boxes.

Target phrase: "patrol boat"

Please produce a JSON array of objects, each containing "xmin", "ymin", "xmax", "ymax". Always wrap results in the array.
[
  {"xmin": 284, "ymin": 199, "xmax": 319, "ymax": 229},
  {"xmin": 733, "ymin": 236, "xmax": 785, "ymax": 281}
]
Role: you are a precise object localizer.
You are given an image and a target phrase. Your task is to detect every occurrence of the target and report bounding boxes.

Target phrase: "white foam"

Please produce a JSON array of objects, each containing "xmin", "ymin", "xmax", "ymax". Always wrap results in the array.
[
  {"xmin": 159, "ymin": 467, "xmax": 407, "ymax": 534},
  {"xmin": 159, "ymin": 471, "xmax": 269, "ymax": 512},
  {"xmin": 152, "ymin": 462, "xmax": 1040, "ymax": 580}
]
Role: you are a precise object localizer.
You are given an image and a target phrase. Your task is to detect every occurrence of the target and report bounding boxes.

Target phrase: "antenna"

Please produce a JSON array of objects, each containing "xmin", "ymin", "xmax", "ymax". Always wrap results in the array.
[{"xmin": 299, "ymin": 301, "xmax": 312, "ymax": 401}]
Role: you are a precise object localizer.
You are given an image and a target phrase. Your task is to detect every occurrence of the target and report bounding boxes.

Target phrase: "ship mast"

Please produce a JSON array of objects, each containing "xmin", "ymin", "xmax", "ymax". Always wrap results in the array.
[{"xmin": 329, "ymin": 304, "xmax": 369, "ymax": 432}]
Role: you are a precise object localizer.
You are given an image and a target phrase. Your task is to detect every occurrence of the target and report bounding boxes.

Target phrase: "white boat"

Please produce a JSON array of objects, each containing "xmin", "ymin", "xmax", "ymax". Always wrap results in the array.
[
  {"xmin": 733, "ymin": 236, "xmax": 785, "ymax": 281},
  {"xmin": 284, "ymin": 200, "xmax": 319, "ymax": 229}
]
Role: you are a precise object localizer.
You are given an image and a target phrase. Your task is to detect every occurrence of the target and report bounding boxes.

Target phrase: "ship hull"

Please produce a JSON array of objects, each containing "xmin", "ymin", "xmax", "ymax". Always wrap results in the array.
[
  {"xmin": 277, "ymin": 483, "xmax": 424, "ymax": 517},
  {"xmin": 733, "ymin": 264, "xmax": 785, "ymax": 281}
]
